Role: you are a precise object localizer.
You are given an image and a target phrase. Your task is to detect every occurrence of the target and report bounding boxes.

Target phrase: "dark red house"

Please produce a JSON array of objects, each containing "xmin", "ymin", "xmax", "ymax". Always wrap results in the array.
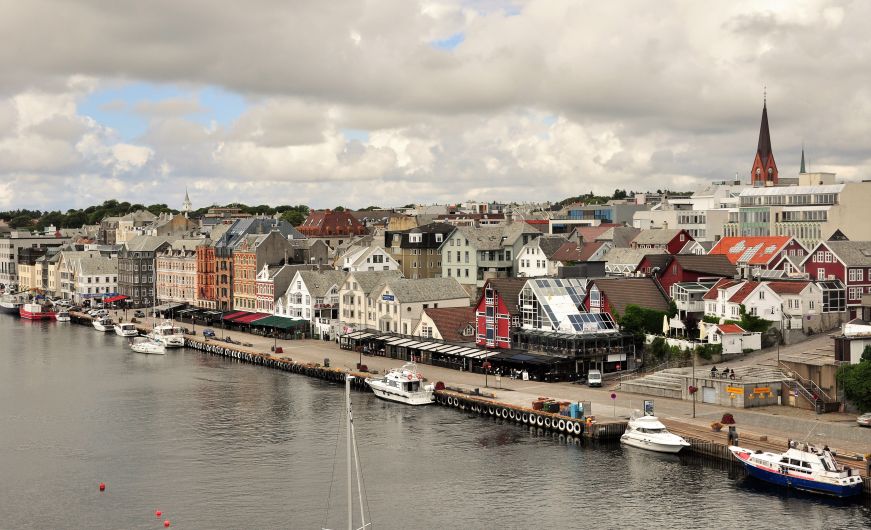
[
  {"xmin": 802, "ymin": 240, "xmax": 871, "ymax": 318},
  {"xmin": 475, "ymin": 278, "xmax": 525, "ymax": 349},
  {"xmin": 582, "ymin": 278, "xmax": 670, "ymax": 320},
  {"xmin": 635, "ymin": 254, "xmax": 737, "ymax": 295}
]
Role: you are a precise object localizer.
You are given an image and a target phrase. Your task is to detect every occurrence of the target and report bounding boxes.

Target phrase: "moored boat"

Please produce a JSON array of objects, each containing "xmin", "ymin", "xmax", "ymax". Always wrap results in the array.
[
  {"xmin": 729, "ymin": 442, "xmax": 864, "ymax": 498},
  {"xmin": 0, "ymin": 294, "xmax": 24, "ymax": 315},
  {"xmin": 130, "ymin": 336, "xmax": 166, "ymax": 355},
  {"xmin": 55, "ymin": 310, "xmax": 71, "ymax": 322},
  {"xmin": 148, "ymin": 320, "xmax": 186, "ymax": 348},
  {"xmin": 19, "ymin": 302, "xmax": 55, "ymax": 320},
  {"xmin": 365, "ymin": 362, "xmax": 435, "ymax": 406},
  {"xmin": 620, "ymin": 414, "xmax": 690, "ymax": 454},
  {"xmin": 92, "ymin": 316, "xmax": 114, "ymax": 332},
  {"xmin": 114, "ymin": 322, "xmax": 139, "ymax": 337}
]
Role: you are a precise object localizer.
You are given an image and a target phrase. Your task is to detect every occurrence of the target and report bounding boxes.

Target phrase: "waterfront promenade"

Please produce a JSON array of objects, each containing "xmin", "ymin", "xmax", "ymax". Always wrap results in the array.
[{"xmin": 114, "ymin": 310, "xmax": 870, "ymax": 461}]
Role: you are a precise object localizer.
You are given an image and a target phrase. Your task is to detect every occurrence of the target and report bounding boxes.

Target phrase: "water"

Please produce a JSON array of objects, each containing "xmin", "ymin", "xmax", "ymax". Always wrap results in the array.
[{"xmin": 0, "ymin": 317, "xmax": 868, "ymax": 529}]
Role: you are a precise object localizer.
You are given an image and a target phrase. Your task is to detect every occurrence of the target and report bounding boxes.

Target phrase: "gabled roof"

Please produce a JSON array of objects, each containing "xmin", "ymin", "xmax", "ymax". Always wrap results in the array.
[
  {"xmin": 345, "ymin": 270, "xmax": 403, "ymax": 295},
  {"xmin": 597, "ymin": 226, "xmax": 641, "ymax": 248},
  {"xmin": 383, "ymin": 277, "xmax": 469, "ymax": 303},
  {"xmin": 298, "ymin": 270, "xmax": 347, "ymax": 298},
  {"xmin": 77, "ymin": 257, "xmax": 118, "ymax": 276},
  {"xmin": 728, "ymin": 281, "xmax": 762, "ymax": 303},
  {"xmin": 716, "ymin": 323, "xmax": 746, "ymax": 334},
  {"xmin": 590, "ymin": 278, "xmax": 670, "ymax": 315},
  {"xmin": 702, "ymin": 278, "xmax": 744, "ymax": 300},
  {"xmin": 573, "ymin": 225, "xmax": 617, "ymax": 242},
  {"xmin": 484, "ymin": 278, "xmax": 527, "ymax": 316},
  {"xmin": 765, "ymin": 281, "xmax": 811, "ymax": 295},
  {"xmin": 576, "ymin": 240, "xmax": 607, "ymax": 262},
  {"xmin": 604, "ymin": 247, "xmax": 665, "ymax": 266},
  {"xmin": 708, "ymin": 236, "xmax": 795, "ymax": 265},
  {"xmin": 671, "ymin": 254, "xmax": 737, "ymax": 277},
  {"xmin": 824, "ymin": 241, "xmax": 871, "ymax": 267},
  {"xmin": 422, "ymin": 307, "xmax": 476, "ymax": 342},
  {"xmin": 631, "ymin": 228, "xmax": 685, "ymax": 246},
  {"xmin": 534, "ymin": 236, "xmax": 570, "ymax": 259},
  {"xmin": 124, "ymin": 235, "xmax": 175, "ymax": 252}
]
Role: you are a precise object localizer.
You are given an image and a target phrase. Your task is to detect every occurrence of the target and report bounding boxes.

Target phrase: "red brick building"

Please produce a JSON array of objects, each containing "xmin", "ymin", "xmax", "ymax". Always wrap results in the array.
[
  {"xmin": 298, "ymin": 209, "xmax": 368, "ymax": 248},
  {"xmin": 195, "ymin": 243, "xmax": 217, "ymax": 309}
]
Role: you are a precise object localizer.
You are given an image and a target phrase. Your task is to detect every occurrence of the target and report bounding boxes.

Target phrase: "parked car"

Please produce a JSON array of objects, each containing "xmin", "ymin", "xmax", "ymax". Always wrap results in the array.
[
  {"xmin": 202, "ymin": 328, "xmax": 216, "ymax": 339},
  {"xmin": 858, "ymin": 412, "xmax": 871, "ymax": 428},
  {"xmin": 587, "ymin": 369, "xmax": 603, "ymax": 387},
  {"xmin": 134, "ymin": 310, "xmax": 145, "ymax": 318}
]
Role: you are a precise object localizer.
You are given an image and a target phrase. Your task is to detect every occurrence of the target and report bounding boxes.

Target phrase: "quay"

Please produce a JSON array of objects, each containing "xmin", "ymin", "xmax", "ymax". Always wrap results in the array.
[{"xmin": 68, "ymin": 310, "xmax": 870, "ymax": 496}]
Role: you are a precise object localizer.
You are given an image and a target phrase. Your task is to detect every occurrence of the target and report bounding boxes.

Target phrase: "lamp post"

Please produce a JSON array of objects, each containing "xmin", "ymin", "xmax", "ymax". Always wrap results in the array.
[
  {"xmin": 483, "ymin": 361, "xmax": 491, "ymax": 388},
  {"xmin": 778, "ymin": 303, "xmax": 784, "ymax": 368}
]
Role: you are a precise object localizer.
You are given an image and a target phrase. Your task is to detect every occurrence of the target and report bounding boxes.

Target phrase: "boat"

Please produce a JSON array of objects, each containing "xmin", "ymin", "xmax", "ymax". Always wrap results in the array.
[
  {"xmin": 19, "ymin": 302, "xmax": 56, "ymax": 320},
  {"xmin": 0, "ymin": 293, "xmax": 24, "ymax": 315},
  {"xmin": 365, "ymin": 362, "xmax": 435, "ymax": 406},
  {"xmin": 92, "ymin": 316, "xmax": 114, "ymax": 332},
  {"xmin": 129, "ymin": 336, "xmax": 166, "ymax": 355},
  {"xmin": 55, "ymin": 310, "xmax": 71, "ymax": 322},
  {"xmin": 729, "ymin": 442, "xmax": 864, "ymax": 498},
  {"xmin": 148, "ymin": 319, "xmax": 186, "ymax": 348},
  {"xmin": 620, "ymin": 414, "xmax": 690, "ymax": 454},
  {"xmin": 114, "ymin": 322, "xmax": 139, "ymax": 337}
]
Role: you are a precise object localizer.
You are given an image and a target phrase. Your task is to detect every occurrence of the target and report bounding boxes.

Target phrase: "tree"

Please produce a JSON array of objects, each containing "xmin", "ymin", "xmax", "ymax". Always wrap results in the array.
[
  {"xmin": 280, "ymin": 210, "xmax": 307, "ymax": 226},
  {"xmin": 612, "ymin": 189, "xmax": 628, "ymax": 200},
  {"xmin": 837, "ymin": 358, "xmax": 871, "ymax": 412},
  {"xmin": 8, "ymin": 214, "xmax": 35, "ymax": 228},
  {"xmin": 333, "ymin": 206, "xmax": 345, "ymax": 211}
]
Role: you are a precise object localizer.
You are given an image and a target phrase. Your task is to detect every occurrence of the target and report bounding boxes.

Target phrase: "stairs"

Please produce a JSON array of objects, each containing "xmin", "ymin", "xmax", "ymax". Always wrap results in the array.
[{"xmin": 619, "ymin": 368, "xmax": 686, "ymax": 399}]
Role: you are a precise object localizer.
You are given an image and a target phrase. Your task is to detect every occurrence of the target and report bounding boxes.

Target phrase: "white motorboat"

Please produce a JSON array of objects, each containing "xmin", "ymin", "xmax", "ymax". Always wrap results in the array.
[
  {"xmin": 365, "ymin": 362, "xmax": 435, "ymax": 406},
  {"xmin": 148, "ymin": 319, "xmax": 186, "ymax": 348},
  {"xmin": 730, "ymin": 442, "xmax": 864, "ymax": 498},
  {"xmin": 55, "ymin": 310, "xmax": 71, "ymax": 322},
  {"xmin": 130, "ymin": 337, "xmax": 166, "ymax": 355},
  {"xmin": 114, "ymin": 322, "xmax": 139, "ymax": 337},
  {"xmin": 92, "ymin": 316, "xmax": 114, "ymax": 332},
  {"xmin": 620, "ymin": 414, "xmax": 690, "ymax": 454}
]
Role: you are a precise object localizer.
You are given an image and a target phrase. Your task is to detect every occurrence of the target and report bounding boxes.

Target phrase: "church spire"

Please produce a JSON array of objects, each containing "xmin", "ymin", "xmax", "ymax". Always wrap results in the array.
[
  {"xmin": 182, "ymin": 187, "xmax": 192, "ymax": 217},
  {"xmin": 751, "ymin": 95, "xmax": 778, "ymax": 187},
  {"xmin": 800, "ymin": 143, "xmax": 807, "ymax": 174}
]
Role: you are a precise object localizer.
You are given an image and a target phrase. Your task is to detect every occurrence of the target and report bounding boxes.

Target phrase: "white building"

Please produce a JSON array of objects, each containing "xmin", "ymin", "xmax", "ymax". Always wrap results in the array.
[
  {"xmin": 72, "ymin": 256, "xmax": 118, "ymax": 305},
  {"xmin": 339, "ymin": 270, "xmax": 404, "ymax": 332},
  {"xmin": 516, "ymin": 236, "xmax": 569, "ymax": 278},
  {"xmin": 281, "ymin": 270, "xmax": 346, "ymax": 339},
  {"xmin": 155, "ymin": 239, "xmax": 199, "ymax": 305},
  {"xmin": 371, "ymin": 277, "xmax": 470, "ymax": 335},
  {"xmin": 338, "ymin": 244, "xmax": 400, "ymax": 272}
]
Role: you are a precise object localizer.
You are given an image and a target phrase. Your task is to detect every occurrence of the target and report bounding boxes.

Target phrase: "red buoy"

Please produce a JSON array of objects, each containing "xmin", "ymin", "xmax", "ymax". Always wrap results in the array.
[
  {"xmin": 99, "ymin": 482, "xmax": 106, "ymax": 492},
  {"xmin": 164, "ymin": 520, "xmax": 171, "ymax": 527},
  {"xmin": 155, "ymin": 510, "xmax": 162, "ymax": 518}
]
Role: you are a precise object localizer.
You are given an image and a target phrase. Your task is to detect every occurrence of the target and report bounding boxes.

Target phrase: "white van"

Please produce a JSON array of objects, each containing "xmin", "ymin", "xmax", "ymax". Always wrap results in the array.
[{"xmin": 587, "ymin": 369, "xmax": 602, "ymax": 387}]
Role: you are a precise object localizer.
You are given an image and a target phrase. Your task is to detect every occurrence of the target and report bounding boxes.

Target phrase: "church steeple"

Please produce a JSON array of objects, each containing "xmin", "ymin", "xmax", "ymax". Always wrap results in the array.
[
  {"xmin": 182, "ymin": 188, "xmax": 192, "ymax": 218},
  {"xmin": 751, "ymin": 96, "xmax": 778, "ymax": 187},
  {"xmin": 800, "ymin": 143, "xmax": 807, "ymax": 174}
]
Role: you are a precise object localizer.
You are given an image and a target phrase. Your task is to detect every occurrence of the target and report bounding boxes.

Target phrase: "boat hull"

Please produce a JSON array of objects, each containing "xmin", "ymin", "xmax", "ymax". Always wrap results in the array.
[
  {"xmin": 131, "ymin": 344, "xmax": 166, "ymax": 355},
  {"xmin": 620, "ymin": 434, "xmax": 687, "ymax": 454},
  {"xmin": 114, "ymin": 326, "xmax": 139, "ymax": 337},
  {"xmin": 741, "ymin": 461, "xmax": 863, "ymax": 498},
  {"xmin": 366, "ymin": 381, "xmax": 434, "ymax": 406},
  {"xmin": 19, "ymin": 307, "xmax": 55, "ymax": 320},
  {"xmin": 0, "ymin": 303, "xmax": 21, "ymax": 315},
  {"xmin": 93, "ymin": 323, "xmax": 113, "ymax": 332}
]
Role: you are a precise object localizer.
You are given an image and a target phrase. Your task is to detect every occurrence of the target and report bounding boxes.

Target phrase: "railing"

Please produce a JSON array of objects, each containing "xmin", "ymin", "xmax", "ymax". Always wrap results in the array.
[{"xmin": 779, "ymin": 361, "xmax": 834, "ymax": 403}]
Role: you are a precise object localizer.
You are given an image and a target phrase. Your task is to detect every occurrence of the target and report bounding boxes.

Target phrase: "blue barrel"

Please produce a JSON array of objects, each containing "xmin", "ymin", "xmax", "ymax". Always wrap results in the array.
[{"xmin": 569, "ymin": 403, "xmax": 579, "ymax": 419}]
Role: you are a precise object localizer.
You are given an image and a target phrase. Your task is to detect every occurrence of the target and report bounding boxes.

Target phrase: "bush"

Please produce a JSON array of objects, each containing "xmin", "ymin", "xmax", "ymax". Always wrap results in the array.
[
  {"xmin": 837, "ymin": 358, "xmax": 871, "ymax": 412},
  {"xmin": 695, "ymin": 343, "xmax": 722, "ymax": 360},
  {"xmin": 619, "ymin": 304, "xmax": 669, "ymax": 337}
]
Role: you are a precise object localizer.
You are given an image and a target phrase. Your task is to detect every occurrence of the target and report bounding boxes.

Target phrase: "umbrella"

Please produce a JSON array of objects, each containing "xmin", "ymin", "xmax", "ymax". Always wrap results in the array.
[
  {"xmin": 662, "ymin": 314, "xmax": 670, "ymax": 335},
  {"xmin": 698, "ymin": 321, "xmax": 707, "ymax": 341}
]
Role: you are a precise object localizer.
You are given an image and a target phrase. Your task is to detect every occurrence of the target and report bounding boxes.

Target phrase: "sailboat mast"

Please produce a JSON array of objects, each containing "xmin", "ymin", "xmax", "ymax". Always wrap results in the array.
[{"xmin": 346, "ymin": 375, "xmax": 353, "ymax": 530}]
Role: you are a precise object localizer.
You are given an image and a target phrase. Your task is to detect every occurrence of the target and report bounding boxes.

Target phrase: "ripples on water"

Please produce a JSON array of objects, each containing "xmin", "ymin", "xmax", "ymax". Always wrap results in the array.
[{"xmin": 0, "ymin": 318, "xmax": 868, "ymax": 529}]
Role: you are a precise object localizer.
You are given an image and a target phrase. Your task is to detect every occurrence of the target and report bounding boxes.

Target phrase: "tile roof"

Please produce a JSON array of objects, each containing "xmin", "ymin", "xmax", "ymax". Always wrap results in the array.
[
  {"xmin": 728, "ymin": 281, "xmax": 761, "ymax": 303},
  {"xmin": 672, "ymin": 254, "xmax": 737, "ymax": 277},
  {"xmin": 536, "ymin": 236, "xmax": 570, "ymax": 259},
  {"xmin": 576, "ymin": 240, "xmax": 607, "ymax": 262},
  {"xmin": 825, "ymin": 240, "xmax": 871, "ymax": 267},
  {"xmin": 551, "ymin": 241, "xmax": 583, "ymax": 262},
  {"xmin": 485, "ymin": 277, "xmax": 528, "ymax": 316},
  {"xmin": 702, "ymin": 278, "xmax": 743, "ymax": 300},
  {"xmin": 298, "ymin": 270, "xmax": 347, "ymax": 298},
  {"xmin": 631, "ymin": 228, "xmax": 685, "ymax": 246},
  {"xmin": 604, "ymin": 247, "xmax": 665, "ymax": 266},
  {"xmin": 346, "ymin": 270, "xmax": 404, "ymax": 295},
  {"xmin": 597, "ymin": 226, "xmax": 641, "ymax": 248},
  {"xmin": 765, "ymin": 280, "xmax": 810, "ymax": 295},
  {"xmin": 592, "ymin": 277, "xmax": 670, "ymax": 315},
  {"xmin": 573, "ymin": 225, "xmax": 616, "ymax": 242},
  {"xmin": 384, "ymin": 277, "xmax": 470, "ymax": 303},
  {"xmin": 716, "ymin": 323, "xmax": 746, "ymax": 334},
  {"xmin": 422, "ymin": 307, "xmax": 476, "ymax": 342},
  {"xmin": 77, "ymin": 257, "xmax": 118, "ymax": 275},
  {"xmin": 708, "ymin": 236, "xmax": 794, "ymax": 265},
  {"xmin": 124, "ymin": 235, "xmax": 175, "ymax": 252}
]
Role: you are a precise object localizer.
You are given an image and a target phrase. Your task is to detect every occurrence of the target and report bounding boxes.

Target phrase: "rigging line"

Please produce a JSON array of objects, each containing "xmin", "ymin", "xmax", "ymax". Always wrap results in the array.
[
  {"xmin": 349, "ymin": 416, "xmax": 369, "ymax": 529},
  {"xmin": 322, "ymin": 399, "xmax": 343, "ymax": 530},
  {"xmin": 350, "ymin": 417, "xmax": 374, "ymax": 528}
]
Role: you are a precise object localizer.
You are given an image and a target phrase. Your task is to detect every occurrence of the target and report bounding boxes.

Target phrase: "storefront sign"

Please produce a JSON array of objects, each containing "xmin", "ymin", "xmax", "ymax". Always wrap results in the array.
[
  {"xmin": 753, "ymin": 387, "xmax": 771, "ymax": 394},
  {"xmin": 382, "ymin": 294, "xmax": 395, "ymax": 301},
  {"xmin": 726, "ymin": 386, "xmax": 744, "ymax": 395}
]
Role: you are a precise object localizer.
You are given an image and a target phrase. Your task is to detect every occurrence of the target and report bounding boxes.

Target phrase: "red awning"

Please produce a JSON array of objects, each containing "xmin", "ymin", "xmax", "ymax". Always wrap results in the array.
[
  {"xmin": 233, "ymin": 312, "xmax": 270, "ymax": 324},
  {"xmin": 103, "ymin": 295, "xmax": 129, "ymax": 303},
  {"xmin": 222, "ymin": 311, "xmax": 247, "ymax": 321}
]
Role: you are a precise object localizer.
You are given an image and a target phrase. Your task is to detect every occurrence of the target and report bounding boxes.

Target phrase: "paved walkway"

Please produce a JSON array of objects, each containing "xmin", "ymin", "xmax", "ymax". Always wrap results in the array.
[{"xmin": 113, "ymin": 310, "xmax": 871, "ymax": 456}]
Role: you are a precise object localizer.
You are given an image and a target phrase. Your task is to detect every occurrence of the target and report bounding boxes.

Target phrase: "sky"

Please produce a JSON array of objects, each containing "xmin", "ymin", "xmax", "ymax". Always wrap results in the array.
[{"xmin": 1, "ymin": 0, "xmax": 870, "ymax": 212}]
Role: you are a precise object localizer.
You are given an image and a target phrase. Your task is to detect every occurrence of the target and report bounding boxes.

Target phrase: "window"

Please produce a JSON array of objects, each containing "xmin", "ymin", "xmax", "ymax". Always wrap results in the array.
[
  {"xmin": 817, "ymin": 268, "xmax": 825, "ymax": 281},
  {"xmin": 465, "ymin": 269, "xmax": 469, "ymax": 278},
  {"xmin": 435, "ymin": 233, "xmax": 443, "ymax": 243},
  {"xmin": 759, "ymin": 290, "xmax": 765, "ymax": 300}
]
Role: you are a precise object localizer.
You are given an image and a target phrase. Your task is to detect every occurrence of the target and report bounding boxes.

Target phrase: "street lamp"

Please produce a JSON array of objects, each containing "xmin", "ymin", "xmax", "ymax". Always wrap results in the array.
[{"xmin": 482, "ymin": 361, "xmax": 491, "ymax": 388}]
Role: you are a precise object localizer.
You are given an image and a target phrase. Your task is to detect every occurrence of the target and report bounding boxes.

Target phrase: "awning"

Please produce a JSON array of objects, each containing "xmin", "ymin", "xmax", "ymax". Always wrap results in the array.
[
  {"xmin": 154, "ymin": 302, "xmax": 186, "ymax": 312},
  {"xmin": 103, "ymin": 294, "xmax": 128, "ymax": 304},
  {"xmin": 222, "ymin": 311, "xmax": 247, "ymax": 321},
  {"xmin": 233, "ymin": 312, "xmax": 270, "ymax": 324},
  {"xmin": 250, "ymin": 315, "xmax": 308, "ymax": 329}
]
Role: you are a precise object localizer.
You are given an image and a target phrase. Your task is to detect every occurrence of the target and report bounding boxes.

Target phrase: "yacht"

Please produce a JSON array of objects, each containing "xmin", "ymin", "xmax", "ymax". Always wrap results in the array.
[
  {"xmin": 130, "ymin": 336, "xmax": 166, "ymax": 355},
  {"xmin": 19, "ymin": 302, "xmax": 55, "ymax": 320},
  {"xmin": 730, "ymin": 442, "xmax": 864, "ymax": 498},
  {"xmin": 620, "ymin": 414, "xmax": 690, "ymax": 454},
  {"xmin": 365, "ymin": 362, "xmax": 435, "ymax": 406},
  {"xmin": 92, "ymin": 316, "xmax": 114, "ymax": 332},
  {"xmin": 55, "ymin": 310, "xmax": 71, "ymax": 322},
  {"xmin": 148, "ymin": 320, "xmax": 186, "ymax": 348},
  {"xmin": 0, "ymin": 293, "xmax": 24, "ymax": 315},
  {"xmin": 114, "ymin": 322, "xmax": 139, "ymax": 337}
]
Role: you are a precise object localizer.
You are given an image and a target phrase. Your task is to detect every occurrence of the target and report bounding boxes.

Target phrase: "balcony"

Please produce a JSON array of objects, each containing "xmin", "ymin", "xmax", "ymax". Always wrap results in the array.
[{"xmin": 314, "ymin": 302, "xmax": 336, "ymax": 309}]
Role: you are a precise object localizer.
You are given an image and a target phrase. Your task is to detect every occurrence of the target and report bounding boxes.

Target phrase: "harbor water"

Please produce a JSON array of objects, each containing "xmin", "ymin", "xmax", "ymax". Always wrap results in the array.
[{"xmin": 0, "ymin": 317, "xmax": 868, "ymax": 529}]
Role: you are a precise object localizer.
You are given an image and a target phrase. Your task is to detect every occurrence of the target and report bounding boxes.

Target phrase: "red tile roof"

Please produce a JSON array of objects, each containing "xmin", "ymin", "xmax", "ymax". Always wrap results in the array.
[
  {"xmin": 765, "ymin": 281, "xmax": 810, "ymax": 295},
  {"xmin": 717, "ymin": 323, "xmax": 746, "ymax": 334},
  {"xmin": 423, "ymin": 307, "xmax": 476, "ymax": 342},
  {"xmin": 728, "ymin": 281, "xmax": 761, "ymax": 303},
  {"xmin": 701, "ymin": 278, "xmax": 743, "ymax": 300},
  {"xmin": 577, "ymin": 241, "xmax": 606, "ymax": 261},
  {"xmin": 574, "ymin": 225, "xmax": 618, "ymax": 242},
  {"xmin": 298, "ymin": 210, "xmax": 368, "ymax": 237},
  {"xmin": 708, "ymin": 236, "xmax": 793, "ymax": 265}
]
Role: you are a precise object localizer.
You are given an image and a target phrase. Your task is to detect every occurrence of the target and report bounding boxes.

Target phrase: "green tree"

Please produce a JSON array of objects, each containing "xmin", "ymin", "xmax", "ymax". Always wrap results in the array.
[
  {"xmin": 8, "ymin": 214, "xmax": 35, "ymax": 228},
  {"xmin": 281, "ymin": 210, "xmax": 307, "ymax": 226},
  {"xmin": 333, "ymin": 206, "xmax": 346, "ymax": 211},
  {"xmin": 837, "ymin": 356, "xmax": 871, "ymax": 412}
]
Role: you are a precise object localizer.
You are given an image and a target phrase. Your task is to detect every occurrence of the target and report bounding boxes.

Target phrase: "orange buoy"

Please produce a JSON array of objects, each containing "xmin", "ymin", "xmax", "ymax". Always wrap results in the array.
[
  {"xmin": 155, "ymin": 510, "xmax": 162, "ymax": 518},
  {"xmin": 99, "ymin": 482, "xmax": 106, "ymax": 492},
  {"xmin": 164, "ymin": 520, "xmax": 171, "ymax": 527}
]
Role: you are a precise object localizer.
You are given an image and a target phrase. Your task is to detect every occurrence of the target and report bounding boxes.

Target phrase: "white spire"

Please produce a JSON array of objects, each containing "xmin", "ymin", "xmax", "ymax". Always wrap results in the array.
[{"xmin": 182, "ymin": 188, "xmax": 192, "ymax": 217}]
